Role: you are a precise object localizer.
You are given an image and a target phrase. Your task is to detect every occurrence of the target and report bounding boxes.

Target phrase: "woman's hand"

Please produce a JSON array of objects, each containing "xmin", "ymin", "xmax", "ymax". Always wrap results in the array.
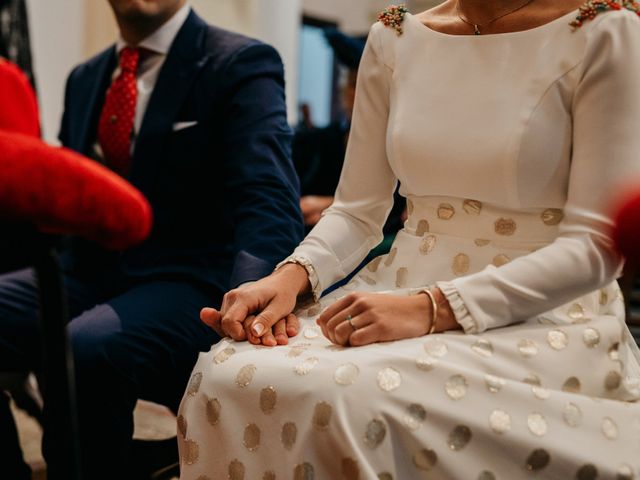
[
  {"xmin": 317, "ymin": 289, "xmax": 459, "ymax": 347},
  {"xmin": 200, "ymin": 263, "xmax": 311, "ymax": 347},
  {"xmin": 300, "ymin": 195, "xmax": 333, "ymax": 226}
]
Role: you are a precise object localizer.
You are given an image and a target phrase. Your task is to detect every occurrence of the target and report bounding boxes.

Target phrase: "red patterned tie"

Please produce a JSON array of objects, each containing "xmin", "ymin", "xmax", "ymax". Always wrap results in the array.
[{"xmin": 98, "ymin": 47, "xmax": 140, "ymax": 176}]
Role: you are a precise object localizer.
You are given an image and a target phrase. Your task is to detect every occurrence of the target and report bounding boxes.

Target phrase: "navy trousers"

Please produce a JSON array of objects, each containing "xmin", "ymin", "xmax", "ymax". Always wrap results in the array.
[{"xmin": 0, "ymin": 266, "xmax": 220, "ymax": 479}]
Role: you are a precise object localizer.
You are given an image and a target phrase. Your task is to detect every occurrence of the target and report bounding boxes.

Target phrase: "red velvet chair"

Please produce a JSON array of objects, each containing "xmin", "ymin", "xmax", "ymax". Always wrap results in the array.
[{"xmin": 0, "ymin": 59, "xmax": 152, "ymax": 480}]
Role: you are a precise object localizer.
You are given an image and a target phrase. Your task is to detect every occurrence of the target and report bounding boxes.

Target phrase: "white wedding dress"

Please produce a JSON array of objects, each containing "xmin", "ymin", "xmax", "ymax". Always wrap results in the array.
[{"xmin": 178, "ymin": 7, "xmax": 640, "ymax": 479}]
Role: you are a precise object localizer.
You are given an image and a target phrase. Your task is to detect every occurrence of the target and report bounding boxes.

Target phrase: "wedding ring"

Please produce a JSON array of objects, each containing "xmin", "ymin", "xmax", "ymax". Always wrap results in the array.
[{"xmin": 346, "ymin": 314, "xmax": 357, "ymax": 331}]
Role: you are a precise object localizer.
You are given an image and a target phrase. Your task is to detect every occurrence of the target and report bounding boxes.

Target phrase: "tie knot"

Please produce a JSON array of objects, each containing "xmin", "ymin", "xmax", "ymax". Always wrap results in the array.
[{"xmin": 119, "ymin": 47, "xmax": 139, "ymax": 74}]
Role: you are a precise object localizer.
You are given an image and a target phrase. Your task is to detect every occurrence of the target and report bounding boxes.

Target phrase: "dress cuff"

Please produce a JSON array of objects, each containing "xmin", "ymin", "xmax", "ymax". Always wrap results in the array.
[
  {"xmin": 436, "ymin": 281, "xmax": 480, "ymax": 334},
  {"xmin": 275, "ymin": 255, "xmax": 322, "ymax": 302}
]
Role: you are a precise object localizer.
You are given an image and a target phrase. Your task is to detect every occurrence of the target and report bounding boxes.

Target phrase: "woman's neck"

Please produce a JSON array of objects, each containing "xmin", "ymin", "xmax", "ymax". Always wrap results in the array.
[{"xmin": 457, "ymin": 0, "xmax": 533, "ymax": 24}]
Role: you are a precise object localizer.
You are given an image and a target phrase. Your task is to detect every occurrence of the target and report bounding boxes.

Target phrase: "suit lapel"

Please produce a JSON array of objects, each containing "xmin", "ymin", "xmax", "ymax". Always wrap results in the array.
[
  {"xmin": 132, "ymin": 11, "xmax": 210, "ymax": 195},
  {"xmin": 74, "ymin": 48, "xmax": 116, "ymax": 155}
]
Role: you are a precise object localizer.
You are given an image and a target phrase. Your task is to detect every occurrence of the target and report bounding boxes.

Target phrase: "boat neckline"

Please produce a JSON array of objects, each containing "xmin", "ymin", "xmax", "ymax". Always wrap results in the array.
[{"xmin": 406, "ymin": 8, "xmax": 580, "ymax": 39}]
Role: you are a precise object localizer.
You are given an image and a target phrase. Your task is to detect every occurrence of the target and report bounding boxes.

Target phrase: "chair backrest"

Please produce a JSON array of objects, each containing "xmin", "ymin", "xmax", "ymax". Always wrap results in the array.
[
  {"xmin": 0, "ymin": 58, "xmax": 39, "ymax": 137},
  {"xmin": 0, "ymin": 131, "xmax": 152, "ymax": 250}
]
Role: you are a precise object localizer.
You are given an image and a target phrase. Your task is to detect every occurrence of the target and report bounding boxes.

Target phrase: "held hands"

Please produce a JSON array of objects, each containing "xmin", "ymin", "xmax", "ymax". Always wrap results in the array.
[
  {"xmin": 201, "ymin": 263, "xmax": 458, "ymax": 347},
  {"xmin": 317, "ymin": 289, "xmax": 459, "ymax": 347},
  {"xmin": 200, "ymin": 263, "xmax": 310, "ymax": 346}
]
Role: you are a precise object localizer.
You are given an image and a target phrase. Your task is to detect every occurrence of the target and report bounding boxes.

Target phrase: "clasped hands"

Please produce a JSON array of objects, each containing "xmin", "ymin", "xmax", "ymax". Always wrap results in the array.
[{"xmin": 201, "ymin": 264, "xmax": 456, "ymax": 347}]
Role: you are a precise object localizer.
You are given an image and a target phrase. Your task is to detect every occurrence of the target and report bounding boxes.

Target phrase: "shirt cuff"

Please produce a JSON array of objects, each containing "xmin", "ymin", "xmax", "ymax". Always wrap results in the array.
[
  {"xmin": 436, "ymin": 281, "xmax": 480, "ymax": 334},
  {"xmin": 275, "ymin": 255, "xmax": 322, "ymax": 301}
]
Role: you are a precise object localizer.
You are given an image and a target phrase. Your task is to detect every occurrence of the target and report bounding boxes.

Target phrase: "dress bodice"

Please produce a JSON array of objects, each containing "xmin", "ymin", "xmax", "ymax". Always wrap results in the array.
[{"xmin": 388, "ymin": 11, "xmax": 582, "ymax": 208}]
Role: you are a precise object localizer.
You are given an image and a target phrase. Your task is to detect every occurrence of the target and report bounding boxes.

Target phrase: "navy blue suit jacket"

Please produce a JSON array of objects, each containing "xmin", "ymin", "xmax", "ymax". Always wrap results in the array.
[{"xmin": 58, "ymin": 10, "xmax": 303, "ymax": 292}]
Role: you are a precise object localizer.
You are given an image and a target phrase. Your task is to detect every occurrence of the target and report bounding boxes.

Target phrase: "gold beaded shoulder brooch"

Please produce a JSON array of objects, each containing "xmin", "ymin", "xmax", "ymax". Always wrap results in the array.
[
  {"xmin": 570, "ymin": 0, "xmax": 640, "ymax": 29},
  {"xmin": 378, "ymin": 4, "xmax": 409, "ymax": 36}
]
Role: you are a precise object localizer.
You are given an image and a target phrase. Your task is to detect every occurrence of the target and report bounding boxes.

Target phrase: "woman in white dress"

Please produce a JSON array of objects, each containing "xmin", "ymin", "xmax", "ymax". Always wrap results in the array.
[{"xmin": 178, "ymin": 0, "xmax": 640, "ymax": 478}]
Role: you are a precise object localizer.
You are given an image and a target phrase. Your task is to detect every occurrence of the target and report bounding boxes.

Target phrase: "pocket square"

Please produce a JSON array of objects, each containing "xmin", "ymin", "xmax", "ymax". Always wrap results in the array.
[{"xmin": 172, "ymin": 121, "xmax": 198, "ymax": 132}]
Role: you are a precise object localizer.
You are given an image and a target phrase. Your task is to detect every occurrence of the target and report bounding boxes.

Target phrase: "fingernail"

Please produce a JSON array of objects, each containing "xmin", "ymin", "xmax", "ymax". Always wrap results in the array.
[{"xmin": 252, "ymin": 323, "xmax": 264, "ymax": 336}]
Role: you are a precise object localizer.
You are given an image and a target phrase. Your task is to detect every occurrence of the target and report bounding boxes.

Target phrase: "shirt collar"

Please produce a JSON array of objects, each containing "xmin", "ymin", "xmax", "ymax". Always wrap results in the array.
[{"xmin": 116, "ymin": 3, "xmax": 191, "ymax": 55}]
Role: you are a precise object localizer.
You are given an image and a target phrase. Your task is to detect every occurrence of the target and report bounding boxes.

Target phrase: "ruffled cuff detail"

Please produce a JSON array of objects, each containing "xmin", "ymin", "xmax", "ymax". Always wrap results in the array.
[
  {"xmin": 275, "ymin": 255, "xmax": 322, "ymax": 302},
  {"xmin": 436, "ymin": 281, "xmax": 480, "ymax": 334}
]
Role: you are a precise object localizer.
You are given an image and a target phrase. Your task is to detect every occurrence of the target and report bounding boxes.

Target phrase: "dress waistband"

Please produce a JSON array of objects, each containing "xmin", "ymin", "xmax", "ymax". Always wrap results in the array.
[{"xmin": 404, "ymin": 196, "xmax": 562, "ymax": 248}]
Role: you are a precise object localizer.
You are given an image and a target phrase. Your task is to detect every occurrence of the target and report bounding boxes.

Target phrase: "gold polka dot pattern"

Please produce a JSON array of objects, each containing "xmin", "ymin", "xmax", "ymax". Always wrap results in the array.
[
  {"xmin": 228, "ymin": 459, "xmax": 245, "ymax": 480},
  {"xmin": 494, "ymin": 218, "xmax": 516, "ymax": 236},
  {"xmin": 364, "ymin": 419, "xmax": 387, "ymax": 448},
  {"xmin": 437, "ymin": 203, "xmax": 455, "ymax": 220},
  {"xmin": 413, "ymin": 448, "xmax": 438, "ymax": 470},
  {"xmin": 416, "ymin": 219, "xmax": 430, "ymax": 236},
  {"xmin": 260, "ymin": 386, "xmax": 277, "ymax": 414},
  {"xmin": 419, "ymin": 235, "xmax": 437, "ymax": 255},
  {"xmin": 183, "ymin": 439, "xmax": 199, "ymax": 465},
  {"xmin": 281, "ymin": 422, "xmax": 297, "ymax": 450},
  {"xmin": 447, "ymin": 425, "xmax": 472, "ymax": 450},
  {"xmin": 489, "ymin": 409, "xmax": 511, "ymax": 434},
  {"xmin": 424, "ymin": 339, "xmax": 448, "ymax": 358},
  {"xmin": 445, "ymin": 374, "xmax": 468, "ymax": 400},
  {"xmin": 404, "ymin": 403, "xmax": 427, "ymax": 430},
  {"xmin": 334, "ymin": 363, "xmax": 360, "ymax": 385},
  {"xmin": 472, "ymin": 339, "xmax": 494, "ymax": 357},
  {"xmin": 377, "ymin": 367, "xmax": 402, "ymax": 392},
  {"xmin": 527, "ymin": 412, "xmax": 548, "ymax": 436},
  {"xmin": 562, "ymin": 377, "xmax": 581, "ymax": 393},
  {"xmin": 463, "ymin": 199, "xmax": 482, "ymax": 215},
  {"xmin": 452, "ymin": 253, "xmax": 470, "ymax": 276},
  {"xmin": 187, "ymin": 372, "xmax": 202, "ymax": 396},
  {"xmin": 342, "ymin": 457, "xmax": 360, "ymax": 479},
  {"xmin": 213, "ymin": 347, "xmax": 236, "ymax": 364},
  {"xmin": 525, "ymin": 449, "xmax": 550, "ymax": 471},
  {"xmin": 243, "ymin": 423, "xmax": 261, "ymax": 451},
  {"xmin": 541, "ymin": 208, "xmax": 564, "ymax": 226},
  {"xmin": 547, "ymin": 330, "xmax": 568, "ymax": 350},
  {"xmin": 235, "ymin": 365, "xmax": 257, "ymax": 388},
  {"xmin": 293, "ymin": 462, "xmax": 314, "ymax": 480},
  {"xmin": 312, "ymin": 402, "xmax": 332, "ymax": 430}
]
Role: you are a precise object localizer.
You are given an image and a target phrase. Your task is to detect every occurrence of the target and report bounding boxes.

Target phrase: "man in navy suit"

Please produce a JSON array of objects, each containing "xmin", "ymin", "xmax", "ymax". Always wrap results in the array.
[{"xmin": 0, "ymin": 0, "xmax": 303, "ymax": 478}]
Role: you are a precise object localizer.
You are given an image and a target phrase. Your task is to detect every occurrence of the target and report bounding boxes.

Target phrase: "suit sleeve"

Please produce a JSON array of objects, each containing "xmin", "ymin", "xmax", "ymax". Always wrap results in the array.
[
  {"xmin": 219, "ymin": 42, "xmax": 304, "ymax": 288},
  {"xmin": 58, "ymin": 67, "xmax": 78, "ymax": 147}
]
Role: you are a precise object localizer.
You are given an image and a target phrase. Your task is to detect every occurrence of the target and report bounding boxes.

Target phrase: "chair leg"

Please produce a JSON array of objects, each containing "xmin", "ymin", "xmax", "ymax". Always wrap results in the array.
[{"xmin": 34, "ymin": 248, "xmax": 82, "ymax": 480}]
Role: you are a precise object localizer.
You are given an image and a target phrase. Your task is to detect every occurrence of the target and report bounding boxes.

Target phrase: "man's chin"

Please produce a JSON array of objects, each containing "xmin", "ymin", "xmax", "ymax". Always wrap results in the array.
[{"xmin": 109, "ymin": 0, "xmax": 164, "ymax": 20}]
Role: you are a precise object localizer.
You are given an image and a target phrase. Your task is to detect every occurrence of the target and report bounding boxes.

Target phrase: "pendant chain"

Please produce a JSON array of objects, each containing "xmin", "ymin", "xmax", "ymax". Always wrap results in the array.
[{"xmin": 457, "ymin": 0, "xmax": 537, "ymax": 35}]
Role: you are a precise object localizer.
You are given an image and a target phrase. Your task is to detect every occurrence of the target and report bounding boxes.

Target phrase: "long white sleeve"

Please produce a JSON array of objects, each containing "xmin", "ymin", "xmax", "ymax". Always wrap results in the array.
[
  {"xmin": 288, "ymin": 24, "xmax": 398, "ymax": 297},
  {"xmin": 439, "ymin": 12, "xmax": 640, "ymax": 333}
]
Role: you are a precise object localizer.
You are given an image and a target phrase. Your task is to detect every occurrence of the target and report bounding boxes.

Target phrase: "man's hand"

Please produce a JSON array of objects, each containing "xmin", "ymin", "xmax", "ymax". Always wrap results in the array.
[
  {"xmin": 300, "ymin": 195, "xmax": 333, "ymax": 226},
  {"xmin": 200, "ymin": 263, "xmax": 311, "ymax": 346}
]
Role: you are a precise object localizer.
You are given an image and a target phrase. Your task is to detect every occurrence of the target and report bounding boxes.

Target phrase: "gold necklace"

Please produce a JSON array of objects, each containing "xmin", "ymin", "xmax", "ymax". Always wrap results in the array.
[{"xmin": 457, "ymin": 0, "xmax": 537, "ymax": 35}]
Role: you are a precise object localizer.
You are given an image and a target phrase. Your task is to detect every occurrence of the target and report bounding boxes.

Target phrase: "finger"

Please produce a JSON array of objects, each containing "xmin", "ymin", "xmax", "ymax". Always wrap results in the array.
[
  {"xmin": 222, "ymin": 299, "xmax": 253, "ymax": 341},
  {"xmin": 324, "ymin": 304, "xmax": 363, "ymax": 344},
  {"xmin": 261, "ymin": 329, "xmax": 278, "ymax": 347},
  {"xmin": 243, "ymin": 316, "xmax": 261, "ymax": 345},
  {"xmin": 348, "ymin": 324, "xmax": 380, "ymax": 347},
  {"xmin": 333, "ymin": 314, "xmax": 370, "ymax": 346},
  {"xmin": 285, "ymin": 313, "xmax": 300, "ymax": 337},
  {"xmin": 200, "ymin": 308, "xmax": 224, "ymax": 336},
  {"xmin": 317, "ymin": 294, "xmax": 356, "ymax": 327},
  {"xmin": 273, "ymin": 318, "xmax": 288, "ymax": 345},
  {"xmin": 251, "ymin": 297, "xmax": 293, "ymax": 338}
]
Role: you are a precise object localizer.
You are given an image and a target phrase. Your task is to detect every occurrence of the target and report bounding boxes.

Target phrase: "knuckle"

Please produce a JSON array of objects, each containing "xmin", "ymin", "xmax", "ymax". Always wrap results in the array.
[
  {"xmin": 257, "ymin": 311, "xmax": 275, "ymax": 325},
  {"xmin": 349, "ymin": 332, "xmax": 362, "ymax": 346},
  {"xmin": 354, "ymin": 297, "xmax": 369, "ymax": 310},
  {"xmin": 346, "ymin": 292, "xmax": 359, "ymax": 303}
]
